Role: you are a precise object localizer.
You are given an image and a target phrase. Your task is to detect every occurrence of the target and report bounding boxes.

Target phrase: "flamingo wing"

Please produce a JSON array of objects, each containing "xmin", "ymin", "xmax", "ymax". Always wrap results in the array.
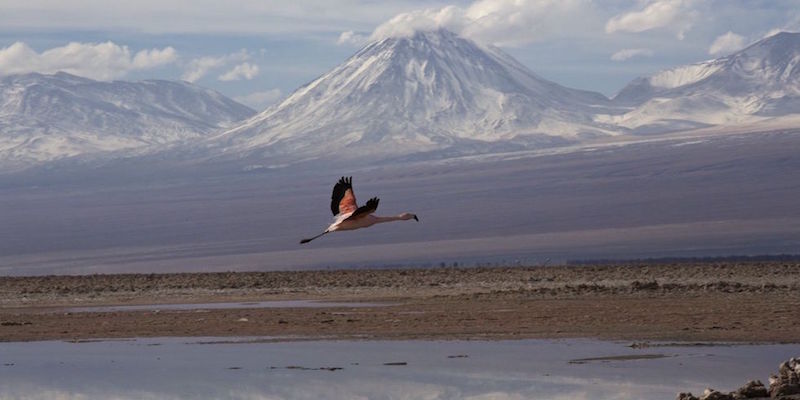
[
  {"xmin": 331, "ymin": 176, "xmax": 358, "ymax": 216},
  {"xmin": 346, "ymin": 197, "xmax": 379, "ymax": 220}
]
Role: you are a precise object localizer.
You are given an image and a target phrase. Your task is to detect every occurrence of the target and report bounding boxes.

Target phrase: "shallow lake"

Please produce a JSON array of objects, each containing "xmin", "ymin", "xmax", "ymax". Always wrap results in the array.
[{"xmin": 1, "ymin": 338, "xmax": 797, "ymax": 399}]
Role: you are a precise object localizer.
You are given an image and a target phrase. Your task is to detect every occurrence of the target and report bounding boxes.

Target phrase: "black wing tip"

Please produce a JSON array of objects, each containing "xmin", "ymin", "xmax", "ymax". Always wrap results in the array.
[{"xmin": 337, "ymin": 176, "xmax": 352, "ymax": 187}]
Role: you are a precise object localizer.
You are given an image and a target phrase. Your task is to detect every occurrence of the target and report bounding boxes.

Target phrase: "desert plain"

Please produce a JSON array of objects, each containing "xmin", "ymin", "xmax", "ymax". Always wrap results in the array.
[{"xmin": 1, "ymin": 262, "xmax": 798, "ymax": 343}]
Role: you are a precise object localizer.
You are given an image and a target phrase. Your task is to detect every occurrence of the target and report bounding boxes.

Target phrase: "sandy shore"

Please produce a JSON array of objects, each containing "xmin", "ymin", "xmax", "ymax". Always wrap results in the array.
[{"xmin": 1, "ymin": 262, "xmax": 798, "ymax": 342}]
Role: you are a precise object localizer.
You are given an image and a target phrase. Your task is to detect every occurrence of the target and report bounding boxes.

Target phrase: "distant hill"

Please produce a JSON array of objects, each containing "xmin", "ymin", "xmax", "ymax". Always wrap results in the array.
[
  {"xmin": 604, "ymin": 32, "xmax": 800, "ymax": 133},
  {"xmin": 0, "ymin": 72, "xmax": 255, "ymax": 169}
]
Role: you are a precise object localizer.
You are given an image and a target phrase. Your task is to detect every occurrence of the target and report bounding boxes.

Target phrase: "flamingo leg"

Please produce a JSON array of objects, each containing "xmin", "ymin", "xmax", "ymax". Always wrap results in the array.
[{"xmin": 300, "ymin": 231, "xmax": 329, "ymax": 244}]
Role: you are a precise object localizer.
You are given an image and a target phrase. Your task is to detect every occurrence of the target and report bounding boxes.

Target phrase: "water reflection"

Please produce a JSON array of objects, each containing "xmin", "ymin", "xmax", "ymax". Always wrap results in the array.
[{"xmin": 1, "ymin": 339, "xmax": 797, "ymax": 400}]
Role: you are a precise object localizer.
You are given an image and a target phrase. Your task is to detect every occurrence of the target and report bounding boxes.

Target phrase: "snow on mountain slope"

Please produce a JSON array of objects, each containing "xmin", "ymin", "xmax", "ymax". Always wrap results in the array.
[
  {"xmin": 9, "ymin": 31, "xmax": 800, "ymax": 173},
  {"xmin": 207, "ymin": 29, "xmax": 621, "ymax": 163},
  {"xmin": 0, "ymin": 72, "xmax": 255, "ymax": 168},
  {"xmin": 605, "ymin": 32, "xmax": 800, "ymax": 133}
]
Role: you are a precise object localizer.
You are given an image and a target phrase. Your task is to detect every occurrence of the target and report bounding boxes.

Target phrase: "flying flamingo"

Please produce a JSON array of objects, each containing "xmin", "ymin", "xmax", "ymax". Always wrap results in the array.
[{"xmin": 300, "ymin": 176, "xmax": 419, "ymax": 244}]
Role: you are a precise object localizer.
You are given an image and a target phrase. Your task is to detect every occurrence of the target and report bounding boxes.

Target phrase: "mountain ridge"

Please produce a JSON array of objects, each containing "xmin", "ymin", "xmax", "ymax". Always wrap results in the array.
[
  {"xmin": 3, "ymin": 30, "xmax": 800, "ymax": 172},
  {"xmin": 604, "ymin": 31, "xmax": 800, "ymax": 133},
  {"xmin": 204, "ymin": 29, "xmax": 624, "ymax": 164},
  {"xmin": 0, "ymin": 71, "xmax": 255, "ymax": 168}
]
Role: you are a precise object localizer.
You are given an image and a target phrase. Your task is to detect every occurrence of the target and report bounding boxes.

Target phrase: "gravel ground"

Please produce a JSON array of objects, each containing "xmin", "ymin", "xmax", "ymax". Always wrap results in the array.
[{"xmin": 1, "ymin": 262, "xmax": 798, "ymax": 342}]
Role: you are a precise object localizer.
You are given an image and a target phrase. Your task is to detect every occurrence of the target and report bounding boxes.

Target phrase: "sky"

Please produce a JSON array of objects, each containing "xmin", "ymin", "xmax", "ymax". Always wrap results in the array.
[{"xmin": 1, "ymin": 0, "xmax": 798, "ymax": 110}]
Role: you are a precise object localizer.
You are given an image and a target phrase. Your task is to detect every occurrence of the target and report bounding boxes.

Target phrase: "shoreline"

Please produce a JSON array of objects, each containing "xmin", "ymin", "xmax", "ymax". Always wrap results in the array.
[{"xmin": 2, "ymin": 262, "xmax": 799, "ymax": 343}]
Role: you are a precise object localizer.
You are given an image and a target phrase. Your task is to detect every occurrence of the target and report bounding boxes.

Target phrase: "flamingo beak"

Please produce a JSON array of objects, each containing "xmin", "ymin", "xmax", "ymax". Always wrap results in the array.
[{"xmin": 413, "ymin": 215, "xmax": 419, "ymax": 221}]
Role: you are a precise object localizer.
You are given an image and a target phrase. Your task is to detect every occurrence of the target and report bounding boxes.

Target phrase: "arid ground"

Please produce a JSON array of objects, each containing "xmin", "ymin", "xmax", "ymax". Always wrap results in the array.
[{"xmin": 1, "ymin": 262, "xmax": 798, "ymax": 343}]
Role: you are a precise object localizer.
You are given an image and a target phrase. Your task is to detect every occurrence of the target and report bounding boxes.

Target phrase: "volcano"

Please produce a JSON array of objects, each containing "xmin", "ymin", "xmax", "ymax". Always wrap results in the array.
[{"xmin": 207, "ymin": 29, "xmax": 620, "ymax": 163}]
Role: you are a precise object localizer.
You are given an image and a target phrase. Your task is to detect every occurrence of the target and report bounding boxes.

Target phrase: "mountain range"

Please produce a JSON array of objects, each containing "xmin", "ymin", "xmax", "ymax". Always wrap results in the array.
[
  {"xmin": 0, "ymin": 72, "xmax": 254, "ymax": 169},
  {"xmin": 2, "ymin": 30, "xmax": 800, "ymax": 171},
  {"xmin": 605, "ymin": 31, "xmax": 800, "ymax": 133}
]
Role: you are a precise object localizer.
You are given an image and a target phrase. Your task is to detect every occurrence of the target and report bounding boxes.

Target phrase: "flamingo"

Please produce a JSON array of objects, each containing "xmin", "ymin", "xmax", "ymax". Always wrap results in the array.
[{"xmin": 300, "ymin": 176, "xmax": 419, "ymax": 244}]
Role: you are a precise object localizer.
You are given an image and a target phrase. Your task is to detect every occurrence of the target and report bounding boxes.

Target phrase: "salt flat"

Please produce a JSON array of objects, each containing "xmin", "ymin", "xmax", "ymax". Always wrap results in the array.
[{"xmin": 1, "ymin": 128, "xmax": 799, "ymax": 275}]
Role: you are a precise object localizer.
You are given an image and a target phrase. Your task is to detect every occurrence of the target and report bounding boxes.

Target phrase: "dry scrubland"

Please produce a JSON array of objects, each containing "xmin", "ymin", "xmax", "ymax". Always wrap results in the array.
[{"xmin": 1, "ymin": 262, "xmax": 798, "ymax": 342}]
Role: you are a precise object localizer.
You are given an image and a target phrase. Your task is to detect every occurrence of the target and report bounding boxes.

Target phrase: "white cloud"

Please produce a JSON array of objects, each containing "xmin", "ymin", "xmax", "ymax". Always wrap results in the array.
[
  {"xmin": 181, "ymin": 50, "xmax": 249, "ymax": 83},
  {"xmin": 708, "ymin": 31, "xmax": 746, "ymax": 55},
  {"xmin": 0, "ymin": 1, "xmax": 419, "ymax": 36},
  {"xmin": 370, "ymin": 6, "xmax": 467, "ymax": 42},
  {"xmin": 370, "ymin": 0, "xmax": 593, "ymax": 46},
  {"xmin": 605, "ymin": 0, "xmax": 698, "ymax": 40},
  {"xmin": 463, "ymin": 0, "xmax": 592, "ymax": 46},
  {"xmin": 219, "ymin": 62, "xmax": 259, "ymax": 81},
  {"xmin": 132, "ymin": 47, "xmax": 178, "ymax": 68},
  {"xmin": 610, "ymin": 48, "xmax": 654, "ymax": 61},
  {"xmin": 234, "ymin": 89, "xmax": 283, "ymax": 109},
  {"xmin": 764, "ymin": 13, "xmax": 800, "ymax": 38},
  {"xmin": 0, "ymin": 41, "xmax": 176, "ymax": 80},
  {"xmin": 337, "ymin": 30, "xmax": 369, "ymax": 46},
  {"xmin": 182, "ymin": 57, "xmax": 225, "ymax": 82},
  {"xmin": 763, "ymin": 28, "xmax": 784, "ymax": 39}
]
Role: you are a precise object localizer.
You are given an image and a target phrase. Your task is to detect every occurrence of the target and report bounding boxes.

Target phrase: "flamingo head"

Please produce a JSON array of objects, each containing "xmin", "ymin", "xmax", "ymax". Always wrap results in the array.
[{"xmin": 400, "ymin": 213, "xmax": 419, "ymax": 221}]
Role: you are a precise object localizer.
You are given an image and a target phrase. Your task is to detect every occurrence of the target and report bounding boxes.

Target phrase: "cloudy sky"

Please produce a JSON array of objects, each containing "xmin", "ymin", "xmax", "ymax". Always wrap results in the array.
[{"xmin": 1, "ymin": 0, "xmax": 798, "ymax": 110}]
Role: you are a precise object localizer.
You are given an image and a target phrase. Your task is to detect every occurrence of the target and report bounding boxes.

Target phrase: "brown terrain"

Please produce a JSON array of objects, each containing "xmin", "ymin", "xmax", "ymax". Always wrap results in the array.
[{"xmin": 1, "ymin": 262, "xmax": 798, "ymax": 343}]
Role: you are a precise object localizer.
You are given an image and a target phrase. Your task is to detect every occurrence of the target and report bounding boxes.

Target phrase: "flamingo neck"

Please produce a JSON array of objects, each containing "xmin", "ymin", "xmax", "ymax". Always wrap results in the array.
[{"xmin": 373, "ymin": 215, "xmax": 407, "ymax": 224}]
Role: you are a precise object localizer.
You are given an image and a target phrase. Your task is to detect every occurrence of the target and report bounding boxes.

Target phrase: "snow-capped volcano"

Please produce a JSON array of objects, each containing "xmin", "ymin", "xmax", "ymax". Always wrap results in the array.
[
  {"xmin": 10, "ymin": 31, "xmax": 800, "ymax": 173},
  {"xmin": 209, "ymin": 29, "xmax": 620, "ymax": 162},
  {"xmin": 0, "ymin": 72, "xmax": 254, "ymax": 168},
  {"xmin": 605, "ymin": 32, "xmax": 800, "ymax": 132}
]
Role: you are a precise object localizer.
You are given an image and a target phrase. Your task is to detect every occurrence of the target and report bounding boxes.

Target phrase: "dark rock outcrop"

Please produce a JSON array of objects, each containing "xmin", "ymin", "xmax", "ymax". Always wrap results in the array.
[
  {"xmin": 676, "ymin": 357, "xmax": 800, "ymax": 400},
  {"xmin": 700, "ymin": 388, "xmax": 734, "ymax": 400},
  {"xmin": 732, "ymin": 380, "xmax": 768, "ymax": 399},
  {"xmin": 770, "ymin": 358, "xmax": 800, "ymax": 398}
]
